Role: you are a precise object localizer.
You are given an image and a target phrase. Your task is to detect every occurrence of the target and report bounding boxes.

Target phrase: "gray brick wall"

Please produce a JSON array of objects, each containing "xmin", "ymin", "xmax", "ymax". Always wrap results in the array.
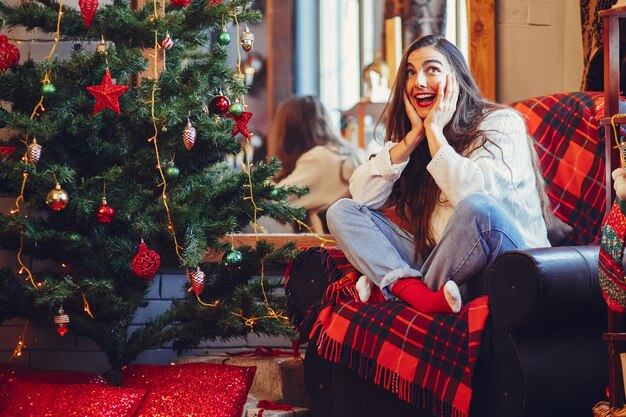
[{"xmin": 0, "ymin": 268, "xmax": 297, "ymax": 374}]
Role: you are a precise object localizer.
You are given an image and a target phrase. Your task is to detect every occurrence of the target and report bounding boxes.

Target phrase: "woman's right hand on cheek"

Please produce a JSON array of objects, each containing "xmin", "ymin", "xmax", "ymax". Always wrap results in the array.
[{"xmin": 403, "ymin": 92, "xmax": 424, "ymax": 148}]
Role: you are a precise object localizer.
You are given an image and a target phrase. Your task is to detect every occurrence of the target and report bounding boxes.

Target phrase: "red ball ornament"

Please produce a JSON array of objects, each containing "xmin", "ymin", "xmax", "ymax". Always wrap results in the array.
[
  {"xmin": 170, "ymin": 0, "xmax": 192, "ymax": 6},
  {"xmin": 131, "ymin": 241, "xmax": 161, "ymax": 281},
  {"xmin": 78, "ymin": 0, "xmax": 99, "ymax": 28},
  {"xmin": 210, "ymin": 94, "xmax": 231, "ymax": 114},
  {"xmin": 190, "ymin": 267, "xmax": 205, "ymax": 296},
  {"xmin": 96, "ymin": 197, "xmax": 115, "ymax": 223},
  {"xmin": 54, "ymin": 307, "xmax": 70, "ymax": 337},
  {"xmin": 0, "ymin": 34, "xmax": 20, "ymax": 72}
]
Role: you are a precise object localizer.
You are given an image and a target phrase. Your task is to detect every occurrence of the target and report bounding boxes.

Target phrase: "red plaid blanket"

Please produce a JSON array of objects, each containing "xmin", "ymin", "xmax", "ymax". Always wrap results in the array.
[
  {"xmin": 511, "ymin": 91, "xmax": 607, "ymax": 245},
  {"xmin": 302, "ymin": 247, "xmax": 489, "ymax": 417}
]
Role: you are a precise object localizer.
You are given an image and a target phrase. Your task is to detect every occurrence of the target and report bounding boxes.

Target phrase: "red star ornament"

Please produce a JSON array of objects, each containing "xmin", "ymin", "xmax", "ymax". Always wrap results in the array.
[
  {"xmin": 227, "ymin": 111, "xmax": 253, "ymax": 138},
  {"xmin": 86, "ymin": 69, "xmax": 129, "ymax": 115}
]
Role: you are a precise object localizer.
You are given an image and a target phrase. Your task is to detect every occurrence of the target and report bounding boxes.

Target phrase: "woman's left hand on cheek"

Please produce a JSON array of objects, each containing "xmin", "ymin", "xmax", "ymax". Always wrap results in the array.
[{"xmin": 425, "ymin": 73, "xmax": 459, "ymax": 133}]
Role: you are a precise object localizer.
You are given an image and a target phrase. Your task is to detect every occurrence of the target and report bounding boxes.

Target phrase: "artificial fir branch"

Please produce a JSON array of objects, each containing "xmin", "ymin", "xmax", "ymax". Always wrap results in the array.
[{"xmin": 0, "ymin": 0, "xmax": 309, "ymax": 378}]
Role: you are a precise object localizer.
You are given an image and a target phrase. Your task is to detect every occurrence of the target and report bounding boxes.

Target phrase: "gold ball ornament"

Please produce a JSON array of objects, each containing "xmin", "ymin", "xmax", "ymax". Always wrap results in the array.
[
  {"xmin": 27, "ymin": 139, "xmax": 42, "ymax": 165},
  {"xmin": 240, "ymin": 25, "xmax": 254, "ymax": 52},
  {"xmin": 96, "ymin": 40, "xmax": 107, "ymax": 54},
  {"xmin": 46, "ymin": 182, "xmax": 69, "ymax": 211}
]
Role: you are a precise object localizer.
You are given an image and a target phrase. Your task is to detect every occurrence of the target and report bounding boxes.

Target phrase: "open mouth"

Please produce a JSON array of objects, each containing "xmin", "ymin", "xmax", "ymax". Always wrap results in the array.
[{"xmin": 414, "ymin": 93, "xmax": 436, "ymax": 108}]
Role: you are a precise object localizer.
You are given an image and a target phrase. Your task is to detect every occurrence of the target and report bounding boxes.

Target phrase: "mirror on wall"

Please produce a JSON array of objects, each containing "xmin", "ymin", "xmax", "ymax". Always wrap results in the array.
[{"xmin": 231, "ymin": 0, "xmax": 493, "ymax": 164}]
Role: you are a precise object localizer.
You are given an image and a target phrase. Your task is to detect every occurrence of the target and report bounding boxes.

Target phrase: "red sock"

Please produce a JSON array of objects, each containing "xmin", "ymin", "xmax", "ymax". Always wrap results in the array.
[
  {"xmin": 391, "ymin": 277, "xmax": 453, "ymax": 314},
  {"xmin": 368, "ymin": 285, "xmax": 386, "ymax": 303}
]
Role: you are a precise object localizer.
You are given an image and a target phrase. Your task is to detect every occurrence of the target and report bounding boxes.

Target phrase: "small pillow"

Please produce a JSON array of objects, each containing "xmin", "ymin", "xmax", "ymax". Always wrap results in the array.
[
  {"xmin": 122, "ymin": 363, "xmax": 256, "ymax": 417},
  {"xmin": 0, "ymin": 362, "xmax": 107, "ymax": 384},
  {"xmin": 0, "ymin": 379, "xmax": 146, "ymax": 417}
]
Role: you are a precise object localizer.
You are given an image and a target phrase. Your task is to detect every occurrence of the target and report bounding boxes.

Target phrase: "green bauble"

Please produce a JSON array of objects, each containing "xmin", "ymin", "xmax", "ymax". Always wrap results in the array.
[
  {"xmin": 229, "ymin": 102, "xmax": 244, "ymax": 117},
  {"xmin": 165, "ymin": 163, "xmax": 180, "ymax": 180},
  {"xmin": 269, "ymin": 188, "xmax": 279, "ymax": 198},
  {"xmin": 217, "ymin": 31, "xmax": 231, "ymax": 46},
  {"xmin": 41, "ymin": 83, "xmax": 56, "ymax": 96},
  {"xmin": 222, "ymin": 249, "xmax": 243, "ymax": 269}
]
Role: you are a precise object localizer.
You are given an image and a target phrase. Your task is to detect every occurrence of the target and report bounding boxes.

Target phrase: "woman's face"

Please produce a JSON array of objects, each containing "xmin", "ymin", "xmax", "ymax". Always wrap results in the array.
[{"xmin": 404, "ymin": 46, "xmax": 452, "ymax": 119}]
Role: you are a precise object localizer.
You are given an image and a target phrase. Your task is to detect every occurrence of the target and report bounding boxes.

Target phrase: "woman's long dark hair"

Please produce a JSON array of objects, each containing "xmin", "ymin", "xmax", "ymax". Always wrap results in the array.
[
  {"xmin": 271, "ymin": 95, "xmax": 347, "ymax": 181},
  {"xmin": 383, "ymin": 35, "xmax": 518, "ymax": 260}
]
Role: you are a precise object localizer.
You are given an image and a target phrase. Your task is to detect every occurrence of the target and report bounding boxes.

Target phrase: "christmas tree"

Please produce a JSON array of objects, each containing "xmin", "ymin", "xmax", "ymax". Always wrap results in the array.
[{"xmin": 0, "ymin": 0, "xmax": 306, "ymax": 381}]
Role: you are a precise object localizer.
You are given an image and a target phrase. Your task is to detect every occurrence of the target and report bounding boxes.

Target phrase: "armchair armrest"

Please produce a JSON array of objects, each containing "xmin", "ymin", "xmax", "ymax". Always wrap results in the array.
[{"xmin": 488, "ymin": 245, "xmax": 606, "ymax": 332}]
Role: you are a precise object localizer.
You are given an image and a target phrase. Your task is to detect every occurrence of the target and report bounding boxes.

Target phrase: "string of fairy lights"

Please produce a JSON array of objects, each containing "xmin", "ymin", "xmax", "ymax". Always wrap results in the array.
[{"xmin": 5, "ymin": 0, "xmax": 333, "ymax": 359}]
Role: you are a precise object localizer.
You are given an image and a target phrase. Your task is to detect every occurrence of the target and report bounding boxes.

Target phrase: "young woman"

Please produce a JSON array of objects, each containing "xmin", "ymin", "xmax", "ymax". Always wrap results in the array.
[
  {"xmin": 326, "ymin": 35, "xmax": 551, "ymax": 314},
  {"xmin": 272, "ymin": 95, "xmax": 364, "ymax": 234}
]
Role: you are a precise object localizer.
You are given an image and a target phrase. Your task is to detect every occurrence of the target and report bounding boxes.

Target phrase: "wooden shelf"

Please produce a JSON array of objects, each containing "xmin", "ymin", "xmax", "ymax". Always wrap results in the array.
[
  {"xmin": 204, "ymin": 233, "xmax": 336, "ymax": 263},
  {"xmin": 600, "ymin": 6, "xmax": 626, "ymax": 408},
  {"xmin": 600, "ymin": 116, "xmax": 626, "ymax": 126},
  {"xmin": 604, "ymin": 332, "xmax": 626, "ymax": 342}
]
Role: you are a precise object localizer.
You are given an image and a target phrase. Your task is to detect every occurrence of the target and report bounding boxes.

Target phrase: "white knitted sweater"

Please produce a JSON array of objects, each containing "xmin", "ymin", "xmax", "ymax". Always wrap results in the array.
[{"xmin": 349, "ymin": 108, "xmax": 550, "ymax": 248}]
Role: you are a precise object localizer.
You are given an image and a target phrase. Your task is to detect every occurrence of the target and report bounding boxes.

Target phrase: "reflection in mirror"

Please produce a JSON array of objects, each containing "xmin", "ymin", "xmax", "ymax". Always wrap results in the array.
[{"xmin": 234, "ymin": 0, "xmax": 493, "ymax": 235}]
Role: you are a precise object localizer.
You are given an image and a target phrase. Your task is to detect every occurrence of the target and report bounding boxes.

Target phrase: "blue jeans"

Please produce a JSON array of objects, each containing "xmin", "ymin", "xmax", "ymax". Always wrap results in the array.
[{"xmin": 326, "ymin": 193, "xmax": 526, "ymax": 299}]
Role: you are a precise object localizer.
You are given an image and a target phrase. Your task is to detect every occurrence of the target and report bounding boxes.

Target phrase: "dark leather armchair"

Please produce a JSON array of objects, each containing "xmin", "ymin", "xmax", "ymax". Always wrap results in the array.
[{"xmin": 285, "ymin": 92, "xmax": 611, "ymax": 417}]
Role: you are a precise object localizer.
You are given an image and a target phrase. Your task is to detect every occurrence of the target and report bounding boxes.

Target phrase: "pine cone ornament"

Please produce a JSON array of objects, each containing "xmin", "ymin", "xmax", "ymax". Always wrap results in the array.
[
  {"xmin": 0, "ymin": 34, "xmax": 20, "ymax": 72},
  {"xmin": 190, "ymin": 267, "xmax": 205, "ymax": 296},
  {"xmin": 182, "ymin": 119, "xmax": 197, "ymax": 150},
  {"xmin": 131, "ymin": 241, "xmax": 161, "ymax": 281},
  {"xmin": 27, "ymin": 139, "xmax": 42, "ymax": 165}
]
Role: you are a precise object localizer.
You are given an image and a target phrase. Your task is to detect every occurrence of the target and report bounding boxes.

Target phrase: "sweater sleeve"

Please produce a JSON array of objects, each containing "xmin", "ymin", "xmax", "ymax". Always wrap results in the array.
[
  {"xmin": 349, "ymin": 141, "xmax": 409, "ymax": 208},
  {"xmin": 426, "ymin": 109, "xmax": 531, "ymax": 207}
]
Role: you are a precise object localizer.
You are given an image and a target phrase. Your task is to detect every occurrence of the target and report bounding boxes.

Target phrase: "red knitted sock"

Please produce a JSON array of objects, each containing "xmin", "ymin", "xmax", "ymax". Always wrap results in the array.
[
  {"xmin": 391, "ymin": 277, "xmax": 461, "ymax": 314},
  {"xmin": 368, "ymin": 285, "xmax": 386, "ymax": 303}
]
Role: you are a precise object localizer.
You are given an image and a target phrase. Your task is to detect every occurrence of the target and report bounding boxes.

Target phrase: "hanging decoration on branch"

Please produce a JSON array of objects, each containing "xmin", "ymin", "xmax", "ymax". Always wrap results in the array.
[
  {"xmin": 161, "ymin": 33, "xmax": 174, "ymax": 50},
  {"xmin": 54, "ymin": 307, "xmax": 70, "ymax": 336},
  {"xmin": 240, "ymin": 24, "xmax": 254, "ymax": 52},
  {"xmin": 170, "ymin": 0, "xmax": 192, "ymax": 6},
  {"xmin": 182, "ymin": 118, "xmax": 197, "ymax": 150},
  {"xmin": 217, "ymin": 29, "xmax": 231, "ymax": 46},
  {"xmin": 78, "ymin": 0, "xmax": 99, "ymax": 28},
  {"xmin": 41, "ymin": 82, "xmax": 56, "ymax": 96},
  {"xmin": 86, "ymin": 68, "xmax": 129, "ymax": 115},
  {"xmin": 0, "ymin": 34, "xmax": 20, "ymax": 72},
  {"xmin": 27, "ymin": 139, "xmax": 42, "ymax": 165},
  {"xmin": 227, "ymin": 111, "xmax": 253, "ymax": 138},
  {"xmin": 210, "ymin": 93, "xmax": 231, "ymax": 115},
  {"xmin": 222, "ymin": 248, "xmax": 243, "ymax": 270},
  {"xmin": 96, "ymin": 37, "xmax": 107, "ymax": 54},
  {"xmin": 131, "ymin": 240, "xmax": 161, "ymax": 281},
  {"xmin": 46, "ymin": 182, "xmax": 69, "ymax": 211},
  {"xmin": 190, "ymin": 267, "xmax": 205, "ymax": 296},
  {"xmin": 229, "ymin": 98, "xmax": 244, "ymax": 117},
  {"xmin": 164, "ymin": 161, "xmax": 180, "ymax": 180},
  {"xmin": 0, "ymin": 146, "xmax": 15, "ymax": 160},
  {"xmin": 96, "ymin": 197, "xmax": 115, "ymax": 223}
]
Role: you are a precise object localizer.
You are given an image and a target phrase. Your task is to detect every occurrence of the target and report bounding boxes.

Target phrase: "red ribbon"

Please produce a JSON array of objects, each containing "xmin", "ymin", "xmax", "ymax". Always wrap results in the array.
[
  {"xmin": 256, "ymin": 400, "xmax": 294, "ymax": 417},
  {"xmin": 226, "ymin": 345, "xmax": 301, "ymax": 359}
]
